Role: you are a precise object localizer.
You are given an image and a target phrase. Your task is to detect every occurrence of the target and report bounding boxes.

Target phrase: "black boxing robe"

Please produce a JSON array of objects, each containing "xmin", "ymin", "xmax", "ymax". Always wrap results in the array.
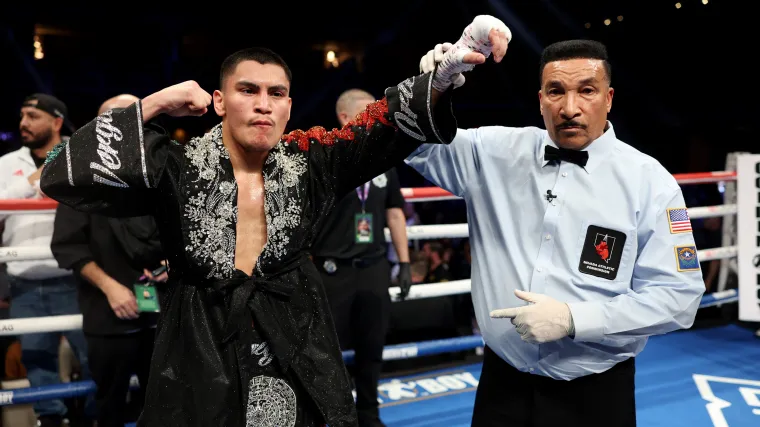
[{"xmin": 40, "ymin": 72, "xmax": 456, "ymax": 427}]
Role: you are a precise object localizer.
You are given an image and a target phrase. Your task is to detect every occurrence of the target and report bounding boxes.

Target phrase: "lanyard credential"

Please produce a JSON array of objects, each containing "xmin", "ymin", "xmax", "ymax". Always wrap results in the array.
[{"xmin": 356, "ymin": 182, "xmax": 370, "ymax": 213}]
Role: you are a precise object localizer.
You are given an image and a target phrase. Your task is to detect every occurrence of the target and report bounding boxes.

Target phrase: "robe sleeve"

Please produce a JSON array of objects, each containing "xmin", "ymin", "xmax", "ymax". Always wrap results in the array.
[
  {"xmin": 40, "ymin": 101, "xmax": 170, "ymax": 217},
  {"xmin": 286, "ymin": 71, "xmax": 457, "ymax": 198}
]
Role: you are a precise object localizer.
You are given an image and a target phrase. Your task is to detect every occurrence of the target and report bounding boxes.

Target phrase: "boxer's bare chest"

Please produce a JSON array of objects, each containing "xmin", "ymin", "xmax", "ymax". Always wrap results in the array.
[{"xmin": 233, "ymin": 170, "xmax": 267, "ymax": 275}]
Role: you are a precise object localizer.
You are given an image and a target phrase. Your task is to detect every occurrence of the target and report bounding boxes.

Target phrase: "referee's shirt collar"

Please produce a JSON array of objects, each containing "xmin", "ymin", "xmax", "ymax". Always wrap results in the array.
[{"xmin": 539, "ymin": 121, "xmax": 617, "ymax": 174}]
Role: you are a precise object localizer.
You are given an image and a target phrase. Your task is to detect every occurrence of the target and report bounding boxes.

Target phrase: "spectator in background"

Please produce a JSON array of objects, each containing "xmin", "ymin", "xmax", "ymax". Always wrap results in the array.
[
  {"xmin": 387, "ymin": 240, "xmax": 460, "ymax": 366},
  {"xmin": 403, "ymin": 202, "xmax": 420, "ymax": 226},
  {"xmin": 50, "ymin": 94, "xmax": 168, "ymax": 427},
  {"xmin": 410, "ymin": 260, "xmax": 428, "ymax": 284},
  {"xmin": 0, "ymin": 93, "xmax": 89, "ymax": 427},
  {"xmin": 451, "ymin": 239, "xmax": 472, "ymax": 280},
  {"xmin": 423, "ymin": 241, "xmax": 451, "ymax": 283}
]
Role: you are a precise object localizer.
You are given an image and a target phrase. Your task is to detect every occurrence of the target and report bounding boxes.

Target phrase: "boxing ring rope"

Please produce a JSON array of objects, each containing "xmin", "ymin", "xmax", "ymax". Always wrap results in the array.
[
  {"xmin": 0, "ymin": 204, "xmax": 739, "ymax": 264},
  {"xmin": 0, "ymin": 169, "xmax": 741, "ymax": 408},
  {"xmin": 398, "ymin": 171, "xmax": 737, "ymax": 202},
  {"xmin": 0, "ymin": 170, "xmax": 739, "ymax": 216}
]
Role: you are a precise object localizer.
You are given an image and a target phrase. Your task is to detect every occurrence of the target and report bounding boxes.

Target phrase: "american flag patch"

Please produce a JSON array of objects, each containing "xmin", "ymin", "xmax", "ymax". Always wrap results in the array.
[{"xmin": 667, "ymin": 208, "xmax": 692, "ymax": 233}]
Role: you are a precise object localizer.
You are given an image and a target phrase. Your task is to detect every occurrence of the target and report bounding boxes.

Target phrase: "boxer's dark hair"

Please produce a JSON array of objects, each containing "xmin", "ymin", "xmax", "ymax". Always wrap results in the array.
[
  {"xmin": 539, "ymin": 39, "xmax": 611, "ymax": 85},
  {"xmin": 220, "ymin": 47, "xmax": 293, "ymax": 89}
]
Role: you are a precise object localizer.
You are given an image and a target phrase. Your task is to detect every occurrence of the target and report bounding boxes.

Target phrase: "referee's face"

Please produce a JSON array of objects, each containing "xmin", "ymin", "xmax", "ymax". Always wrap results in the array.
[{"xmin": 539, "ymin": 58, "xmax": 613, "ymax": 150}]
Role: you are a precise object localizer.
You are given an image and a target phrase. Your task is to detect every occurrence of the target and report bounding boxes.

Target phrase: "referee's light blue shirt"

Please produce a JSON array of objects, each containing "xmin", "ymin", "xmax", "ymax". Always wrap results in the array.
[{"xmin": 405, "ymin": 122, "xmax": 705, "ymax": 380}]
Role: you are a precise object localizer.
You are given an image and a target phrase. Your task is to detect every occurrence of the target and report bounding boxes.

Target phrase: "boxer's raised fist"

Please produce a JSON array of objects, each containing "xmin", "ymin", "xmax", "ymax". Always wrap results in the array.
[
  {"xmin": 429, "ymin": 15, "xmax": 512, "ymax": 92},
  {"xmin": 142, "ymin": 80, "xmax": 212, "ymax": 122}
]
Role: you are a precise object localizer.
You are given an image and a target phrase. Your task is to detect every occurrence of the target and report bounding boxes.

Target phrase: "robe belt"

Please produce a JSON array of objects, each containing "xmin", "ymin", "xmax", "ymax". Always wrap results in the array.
[
  {"xmin": 216, "ymin": 275, "xmax": 293, "ymax": 342},
  {"xmin": 201, "ymin": 253, "xmax": 310, "ymax": 372}
]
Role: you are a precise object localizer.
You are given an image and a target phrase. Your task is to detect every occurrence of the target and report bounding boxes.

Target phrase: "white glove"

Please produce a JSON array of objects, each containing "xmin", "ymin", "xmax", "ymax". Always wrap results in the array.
[
  {"xmin": 430, "ymin": 15, "xmax": 512, "ymax": 92},
  {"xmin": 420, "ymin": 43, "xmax": 466, "ymax": 89},
  {"xmin": 490, "ymin": 290, "xmax": 575, "ymax": 344}
]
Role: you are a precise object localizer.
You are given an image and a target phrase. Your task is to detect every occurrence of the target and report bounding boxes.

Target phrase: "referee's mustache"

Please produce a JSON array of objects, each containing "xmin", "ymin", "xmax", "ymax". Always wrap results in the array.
[{"xmin": 556, "ymin": 120, "xmax": 586, "ymax": 131}]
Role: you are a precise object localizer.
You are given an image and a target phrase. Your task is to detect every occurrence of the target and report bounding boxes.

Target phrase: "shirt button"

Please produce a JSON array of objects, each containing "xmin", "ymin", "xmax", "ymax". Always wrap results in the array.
[
  {"xmin": 545, "ymin": 234, "xmax": 552, "ymax": 240},
  {"xmin": 529, "ymin": 368, "xmax": 535, "ymax": 372},
  {"xmin": 537, "ymin": 267, "xmax": 542, "ymax": 272},
  {"xmin": 562, "ymin": 172, "xmax": 568, "ymax": 177}
]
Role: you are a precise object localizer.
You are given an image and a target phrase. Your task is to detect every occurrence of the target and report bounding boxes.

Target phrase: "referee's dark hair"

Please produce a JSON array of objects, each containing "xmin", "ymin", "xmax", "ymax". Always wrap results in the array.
[{"xmin": 539, "ymin": 40, "xmax": 611, "ymax": 85}]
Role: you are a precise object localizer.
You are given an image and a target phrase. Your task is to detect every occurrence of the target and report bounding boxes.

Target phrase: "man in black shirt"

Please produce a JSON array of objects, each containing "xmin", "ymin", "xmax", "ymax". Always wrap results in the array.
[
  {"xmin": 50, "ymin": 94, "xmax": 167, "ymax": 427},
  {"xmin": 311, "ymin": 89, "xmax": 413, "ymax": 427}
]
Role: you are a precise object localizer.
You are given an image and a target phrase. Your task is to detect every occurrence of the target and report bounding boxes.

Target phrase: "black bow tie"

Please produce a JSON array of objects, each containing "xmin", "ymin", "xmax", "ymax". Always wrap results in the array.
[{"xmin": 544, "ymin": 145, "xmax": 589, "ymax": 167}]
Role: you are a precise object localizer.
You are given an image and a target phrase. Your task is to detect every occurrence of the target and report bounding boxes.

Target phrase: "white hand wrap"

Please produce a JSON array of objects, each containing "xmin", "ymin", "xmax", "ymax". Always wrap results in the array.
[
  {"xmin": 420, "ymin": 43, "xmax": 466, "ymax": 88},
  {"xmin": 431, "ymin": 15, "xmax": 512, "ymax": 92}
]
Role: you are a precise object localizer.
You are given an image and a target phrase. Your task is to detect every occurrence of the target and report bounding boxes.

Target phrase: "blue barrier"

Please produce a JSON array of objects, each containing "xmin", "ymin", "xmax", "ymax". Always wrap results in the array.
[
  {"xmin": 343, "ymin": 335, "xmax": 484, "ymax": 364},
  {"xmin": 0, "ymin": 380, "xmax": 95, "ymax": 405},
  {"xmin": 0, "ymin": 334, "xmax": 482, "ymax": 407},
  {"xmin": 0, "ymin": 288, "xmax": 740, "ymax": 407},
  {"xmin": 697, "ymin": 289, "xmax": 737, "ymax": 308}
]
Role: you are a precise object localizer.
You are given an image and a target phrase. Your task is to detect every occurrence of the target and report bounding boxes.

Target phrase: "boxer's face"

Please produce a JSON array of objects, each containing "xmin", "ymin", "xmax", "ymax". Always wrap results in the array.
[
  {"xmin": 539, "ymin": 58, "xmax": 613, "ymax": 150},
  {"xmin": 214, "ymin": 60, "xmax": 292, "ymax": 153}
]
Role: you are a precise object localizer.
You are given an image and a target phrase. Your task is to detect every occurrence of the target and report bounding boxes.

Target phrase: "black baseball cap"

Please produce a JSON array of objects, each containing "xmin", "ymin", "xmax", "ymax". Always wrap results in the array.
[{"xmin": 21, "ymin": 93, "xmax": 76, "ymax": 134}]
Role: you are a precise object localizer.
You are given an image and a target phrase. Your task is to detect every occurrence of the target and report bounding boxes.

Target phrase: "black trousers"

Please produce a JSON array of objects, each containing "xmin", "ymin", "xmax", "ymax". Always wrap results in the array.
[
  {"xmin": 86, "ymin": 328, "xmax": 154, "ymax": 427},
  {"xmin": 319, "ymin": 257, "xmax": 390, "ymax": 427},
  {"xmin": 472, "ymin": 346, "xmax": 636, "ymax": 427}
]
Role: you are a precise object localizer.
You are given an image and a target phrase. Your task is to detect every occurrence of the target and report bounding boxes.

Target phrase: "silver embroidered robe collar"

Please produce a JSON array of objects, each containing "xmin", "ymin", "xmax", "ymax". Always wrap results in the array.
[{"xmin": 181, "ymin": 123, "xmax": 307, "ymax": 280}]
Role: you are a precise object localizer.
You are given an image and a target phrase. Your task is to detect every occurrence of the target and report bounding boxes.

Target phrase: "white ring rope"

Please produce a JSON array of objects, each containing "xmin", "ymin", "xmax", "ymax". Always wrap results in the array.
[
  {"xmin": 0, "ymin": 275, "xmax": 739, "ymax": 336},
  {"xmin": 0, "ymin": 315, "xmax": 82, "ymax": 336},
  {"xmin": 0, "ymin": 246, "xmax": 54, "ymax": 263},
  {"xmin": 9, "ymin": 202, "xmax": 733, "ymax": 217},
  {"xmin": 0, "ymin": 209, "xmax": 57, "ymax": 215},
  {"xmin": 0, "ymin": 204, "xmax": 739, "ymax": 263}
]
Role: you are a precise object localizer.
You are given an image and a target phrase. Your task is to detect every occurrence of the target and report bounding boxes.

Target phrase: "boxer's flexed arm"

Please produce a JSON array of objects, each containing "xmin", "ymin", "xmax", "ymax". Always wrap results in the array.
[
  {"xmin": 140, "ymin": 80, "xmax": 212, "ymax": 122},
  {"xmin": 40, "ymin": 81, "xmax": 211, "ymax": 217}
]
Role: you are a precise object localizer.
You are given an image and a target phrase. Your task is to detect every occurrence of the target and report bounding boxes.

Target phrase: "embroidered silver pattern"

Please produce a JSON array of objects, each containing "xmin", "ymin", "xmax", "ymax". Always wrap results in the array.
[
  {"xmin": 135, "ymin": 101, "xmax": 150, "ymax": 188},
  {"xmin": 246, "ymin": 375, "xmax": 297, "ymax": 427},
  {"xmin": 393, "ymin": 76, "xmax": 426, "ymax": 142},
  {"xmin": 65, "ymin": 139, "xmax": 73, "ymax": 186},
  {"xmin": 260, "ymin": 145, "xmax": 307, "ymax": 260},
  {"xmin": 91, "ymin": 110, "xmax": 129, "ymax": 188},
  {"xmin": 183, "ymin": 124, "xmax": 238, "ymax": 279},
  {"xmin": 425, "ymin": 71, "xmax": 446, "ymax": 144},
  {"xmin": 251, "ymin": 342, "xmax": 274, "ymax": 367}
]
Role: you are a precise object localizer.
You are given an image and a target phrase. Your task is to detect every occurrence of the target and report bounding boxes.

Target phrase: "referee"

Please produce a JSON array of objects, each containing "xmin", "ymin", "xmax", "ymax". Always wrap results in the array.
[
  {"xmin": 411, "ymin": 37, "xmax": 705, "ymax": 426},
  {"xmin": 311, "ymin": 89, "xmax": 413, "ymax": 427}
]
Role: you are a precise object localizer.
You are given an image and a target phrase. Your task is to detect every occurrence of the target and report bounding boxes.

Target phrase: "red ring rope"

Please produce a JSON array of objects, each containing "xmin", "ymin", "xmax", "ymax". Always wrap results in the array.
[{"xmin": 0, "ymin": 171, "xmax": 737, "ymax": 210}]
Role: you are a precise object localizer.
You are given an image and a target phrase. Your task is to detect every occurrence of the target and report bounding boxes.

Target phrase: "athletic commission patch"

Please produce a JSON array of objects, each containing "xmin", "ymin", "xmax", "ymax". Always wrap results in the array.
[
  {"xmin": 674, "ymin": 245, "xmax": 700, "ymax": 272},
  {"xmin": 578, "ymin": 225, "xmax": 627, "ymax": 280}
]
